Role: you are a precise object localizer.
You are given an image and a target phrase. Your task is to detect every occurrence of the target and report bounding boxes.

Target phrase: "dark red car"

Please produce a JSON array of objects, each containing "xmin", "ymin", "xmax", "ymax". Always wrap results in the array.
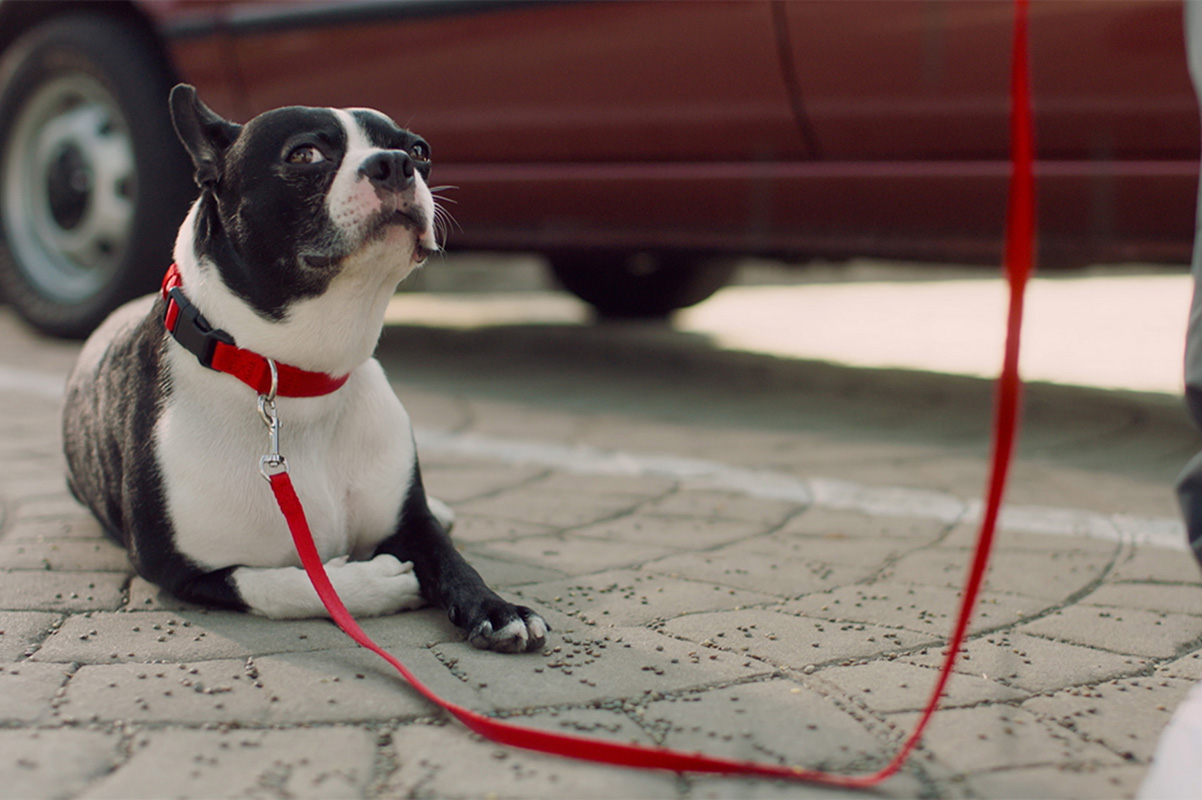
[{"xmin": 0, "ymin": 0, "xmax": 1197, "ymax": 337}]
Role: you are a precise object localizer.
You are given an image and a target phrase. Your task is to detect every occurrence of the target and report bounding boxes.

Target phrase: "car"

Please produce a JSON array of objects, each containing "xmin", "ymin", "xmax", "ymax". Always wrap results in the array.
[{"xmin": 0, "ymin": 0, "xmax": 1198, "ymax": 337}]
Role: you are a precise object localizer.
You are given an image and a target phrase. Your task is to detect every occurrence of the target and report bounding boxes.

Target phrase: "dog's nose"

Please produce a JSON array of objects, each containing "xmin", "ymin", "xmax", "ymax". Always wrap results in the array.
[{"xmin": 358, "ymin": 151, "xmax": 415, "ymax": 192}]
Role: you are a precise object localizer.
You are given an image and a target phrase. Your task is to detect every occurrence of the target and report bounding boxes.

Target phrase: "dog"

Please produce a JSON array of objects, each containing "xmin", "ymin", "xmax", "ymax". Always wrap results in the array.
[{"xmin": 61, "ymin": 84, "xmax": 547, "ymax": 653}]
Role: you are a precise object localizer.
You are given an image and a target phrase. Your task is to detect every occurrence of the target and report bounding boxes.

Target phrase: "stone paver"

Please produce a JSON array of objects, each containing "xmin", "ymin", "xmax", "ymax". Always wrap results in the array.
[
  {"xmin": 1157, "ymin": 651, "xmax": 1202, "ymax": 681},
  {"xmin": 963, "ymin": 764, "xmax": 1148, "ymax": 800},
  {"xmin": 881, "ymin": 546, "xmax": 1114, "ymax": 601},
  {"xmin": 646, "ymin": 679, "xmax": 888, "ymax": 772},
  {"xmin": 0, "ymin": 570, "xmax": 126, "ymax": 612},
  {"xmin": 812, "ymin": 659, "xmax": 1030, "ymax": 713},
  {"xmin": 1022, "ymin": 676, "xmax": 1195, "ymax": 763},
  {"xmin": 83, "ymin": 728, "xmax": 379, "ymax": 800},
  {"xmin": 895, "ymin": 704, "xmax": 1128, "ymax": 775},
  {"xmin": 645, "ymin": 544, "xmax": 874, "ymax": 596},
  {"xmin": 0, "ymin": 661, "xmax": 72, "ymax": 723},
  {"xmin": 2, "ymin": 303, "xmax": 1201, "ymax": 799},
  {"xmin": 427, "ymin": 622, "xmax": 771, "ymax": 712},
  {"xmin": 519, "ymin": 568, "xmax": 780, "ymax": 626},
  {"xmin": 661, "ymin": 607, "xmax": 941, "ymax": 669},
  {"xmin": 782, "ymin": 583, "xmax": 1050, "ymax": 636},
  {"xmin": 0, "ymin": 610, "xmax": 61, "ymax": 659},
  {"xmin": 0, "ymin": 729, "xmax": 123, "ymax": 799},
  {"xmin": 1084, "ymin": 582, "xmax": 1202, "ymax": 616},
  {"xmin": 29, "ymin": 608, "xmax": 457, "ymax": 664},
  {"xmin": 380, "ymin": 722, "xmax": 679, "ymax": 799},
  {"xmin": 0, "ymin": 537, "xmax": 130, "ymax": 571},
  {"xmin": 1015, "ymin": 605, "xmax": 1202, "ymax": 660},
  {"xmin": 902, "ymin": 631, "xmax": 1153, "ymax": 694}
]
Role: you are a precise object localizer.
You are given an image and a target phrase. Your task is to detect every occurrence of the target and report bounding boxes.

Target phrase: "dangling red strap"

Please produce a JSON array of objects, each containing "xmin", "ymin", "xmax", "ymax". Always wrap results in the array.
[{"xmin": 268, "ymin": 0, "xmax": 1035, "ymax": 785}]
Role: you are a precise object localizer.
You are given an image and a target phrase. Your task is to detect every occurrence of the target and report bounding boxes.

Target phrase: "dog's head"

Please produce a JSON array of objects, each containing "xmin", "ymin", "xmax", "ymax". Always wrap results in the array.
[{"xmin": 169, "ymin": 84, "xmax": 438, "ymax": 320}]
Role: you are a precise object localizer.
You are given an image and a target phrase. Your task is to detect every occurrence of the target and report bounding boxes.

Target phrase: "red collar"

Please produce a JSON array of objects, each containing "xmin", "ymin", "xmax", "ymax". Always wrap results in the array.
[{"xmin": 161, "ymin": 263, "xmax": 350, "ymax": 398}]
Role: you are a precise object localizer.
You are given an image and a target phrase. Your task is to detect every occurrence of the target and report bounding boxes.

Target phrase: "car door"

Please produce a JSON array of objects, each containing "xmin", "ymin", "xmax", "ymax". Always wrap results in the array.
[
  {"xmin": 775, "ymin": 0, "xmax": 1199, "ymax": 265},
  {"xmin": 209, "ymin": 0, "xmax": 806, "ymax": 252},
  {"xmin": 1026, "ymin": 0, "xmax": 1198, "ymax": 263}
]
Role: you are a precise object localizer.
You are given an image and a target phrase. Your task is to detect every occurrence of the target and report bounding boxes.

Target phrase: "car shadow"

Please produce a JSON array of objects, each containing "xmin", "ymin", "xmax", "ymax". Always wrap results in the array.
[{"xmin": 375, "ymin": 318, "xmax": 1197, "ymax": 487}]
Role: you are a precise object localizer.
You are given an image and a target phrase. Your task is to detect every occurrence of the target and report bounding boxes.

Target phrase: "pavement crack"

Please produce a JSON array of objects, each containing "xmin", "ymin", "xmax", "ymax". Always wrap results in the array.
[
  {"xmin": 14, "ymin": 613, "xmax": 67, "ymax": 662},
  {"xmin": 365, "ymin": 725, "xmax": 401, "ymax": 799}
]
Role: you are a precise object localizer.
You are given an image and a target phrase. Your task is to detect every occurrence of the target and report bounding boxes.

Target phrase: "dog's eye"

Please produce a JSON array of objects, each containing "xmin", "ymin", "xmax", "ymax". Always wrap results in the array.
[
  {"xmin": 408, "ymin": 142, "xmax": 430, "ymax": 163},
  {"xmin": 286, "ymin": 145, "xmax": 325, "ymax": 165}
]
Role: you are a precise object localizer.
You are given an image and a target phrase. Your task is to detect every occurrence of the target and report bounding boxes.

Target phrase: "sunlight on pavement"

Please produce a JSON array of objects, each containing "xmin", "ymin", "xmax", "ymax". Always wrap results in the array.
[
  {"xmin": 386, "ymin": 270, "xmax": 1192, "ymax": 396},
  {"xmin": 386, "ymin": 291, "xmax": 587, "ymax": 329},
  {"xmin": 677, "ymin": 274, "xmax": 1191, "ymax": 396}
]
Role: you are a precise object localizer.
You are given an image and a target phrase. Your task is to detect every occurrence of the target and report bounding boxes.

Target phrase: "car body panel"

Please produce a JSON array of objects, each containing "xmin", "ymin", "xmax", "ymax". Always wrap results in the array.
[
  {"xmin": 780, "ymin": 0, "xmax": 1199, "ymax": 263},
  {"xmin": 11, "ymin": 0, "xmax": 1202, "ymax": 266}
]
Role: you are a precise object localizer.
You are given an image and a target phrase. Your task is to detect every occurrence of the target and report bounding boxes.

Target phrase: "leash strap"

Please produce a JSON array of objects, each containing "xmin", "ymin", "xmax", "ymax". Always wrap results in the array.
[
  {"xmin": 266, "ymin": 0, "xmax": 1034, "ymax": 785},
  {"xmin": 267, "ymin": 468, "xmax": 872, "ymax": 782},
  {"xmin": 161, "ymin": 263, "xmax": 350, "ymax": 398}
]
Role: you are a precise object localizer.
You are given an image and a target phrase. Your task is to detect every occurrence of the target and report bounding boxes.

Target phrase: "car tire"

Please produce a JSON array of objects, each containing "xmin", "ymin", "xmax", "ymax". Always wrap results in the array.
[
  {"xmin": 547, "ymin": 251, "xmax": 737, "ymax": 319},
  {"xmin": 0, "ymin": 13, "xmax": 192, "ymax": 338}
]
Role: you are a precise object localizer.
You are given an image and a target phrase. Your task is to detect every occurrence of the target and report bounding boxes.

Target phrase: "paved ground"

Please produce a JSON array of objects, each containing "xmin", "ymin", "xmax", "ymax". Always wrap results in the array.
[{"xmin": 2, "ymin": 264, "xmax": 1201, "ymax": 799}]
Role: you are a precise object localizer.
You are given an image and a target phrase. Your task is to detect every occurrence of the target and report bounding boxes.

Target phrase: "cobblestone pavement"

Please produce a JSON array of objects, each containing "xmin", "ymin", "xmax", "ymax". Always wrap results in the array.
[{"xmin": 2, "ymin": 299, "xmax": 1201, "ymax": 800}]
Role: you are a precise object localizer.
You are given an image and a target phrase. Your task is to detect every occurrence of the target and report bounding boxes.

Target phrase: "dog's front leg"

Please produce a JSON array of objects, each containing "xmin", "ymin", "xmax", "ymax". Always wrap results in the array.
[
  {"xmin": 231, "ymin": 556, "xmax": 427, "ymax": 620},
  {"xmin": 166, "ymin": 557, "xmax": 426, "ymax": 620},
  {"xmin": 376, "ymin": 470, "xmax": 549, "ymax": 653}
]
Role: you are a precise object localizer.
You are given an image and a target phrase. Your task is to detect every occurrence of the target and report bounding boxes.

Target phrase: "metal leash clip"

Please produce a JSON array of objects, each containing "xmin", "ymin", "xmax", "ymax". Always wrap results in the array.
[{"xmin": 257, "ymin": 359, "xmax": 287, "ymax": 481}]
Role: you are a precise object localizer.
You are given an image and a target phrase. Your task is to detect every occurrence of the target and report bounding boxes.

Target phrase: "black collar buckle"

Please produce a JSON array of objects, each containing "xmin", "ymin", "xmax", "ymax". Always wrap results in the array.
[{"xmin": 166, "ymin": 287, "xmax": 235, "ymax": 370}]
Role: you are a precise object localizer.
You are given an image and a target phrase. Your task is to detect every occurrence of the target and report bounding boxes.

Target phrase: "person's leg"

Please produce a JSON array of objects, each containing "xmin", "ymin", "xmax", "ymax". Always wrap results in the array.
[
  {"xmin": 1141, "ymin": 7, "xmax": 1202, "ymax": 798},
  {"xmin": 1175, "ymin": 0, "xmax": 1202, "ymax": 572}
]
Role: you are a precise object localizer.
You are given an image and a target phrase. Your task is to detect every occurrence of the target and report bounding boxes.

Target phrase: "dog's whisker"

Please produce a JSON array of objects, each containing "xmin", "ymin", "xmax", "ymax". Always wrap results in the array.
[
  {"xmin": 432, "ymin": 203, "xmax": 462, "ymax": 244},
  {"xmin": 433, "ymin": 201, "xmax": 455, "ymax": 225}
]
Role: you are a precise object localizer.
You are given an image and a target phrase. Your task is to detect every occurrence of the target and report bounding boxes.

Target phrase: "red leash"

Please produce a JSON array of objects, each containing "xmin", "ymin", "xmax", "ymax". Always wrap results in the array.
[{"xmin": 265, "ymin": 0, "xmax": 1035, "ymax": 785}]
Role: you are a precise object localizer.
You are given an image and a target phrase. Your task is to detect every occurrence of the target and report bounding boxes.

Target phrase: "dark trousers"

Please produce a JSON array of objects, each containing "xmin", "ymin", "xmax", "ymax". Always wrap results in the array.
[{"xmin": 1177, "ymin": 2, "xmax": 1202, "ymax": 571}]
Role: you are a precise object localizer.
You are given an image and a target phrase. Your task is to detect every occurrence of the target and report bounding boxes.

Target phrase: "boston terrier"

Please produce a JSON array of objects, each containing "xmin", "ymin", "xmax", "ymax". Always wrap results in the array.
[{"xmin": 60, "ymin": 85, "xmax": 548, "ymax": 653}]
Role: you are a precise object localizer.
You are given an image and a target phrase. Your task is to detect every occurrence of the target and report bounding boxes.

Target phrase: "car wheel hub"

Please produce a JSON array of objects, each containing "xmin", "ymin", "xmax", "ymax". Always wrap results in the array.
[
  {"xmin": 45, "ymin": 141, "xmax": 91, "ymax": 230},
  {"xmin": 2, "ymin": 74, "xmax": 135, "ymax": 303}
]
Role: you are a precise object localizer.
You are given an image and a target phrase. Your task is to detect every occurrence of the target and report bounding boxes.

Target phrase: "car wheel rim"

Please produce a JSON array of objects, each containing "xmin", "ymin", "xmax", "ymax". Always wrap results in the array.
[{"xmin": 2, "ymin": 73, "xmax": 135, "ymax": 304}]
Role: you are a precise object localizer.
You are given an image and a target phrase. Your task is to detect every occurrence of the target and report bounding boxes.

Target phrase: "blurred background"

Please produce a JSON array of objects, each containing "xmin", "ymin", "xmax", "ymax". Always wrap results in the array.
[{"xmin": 0, "ymin": 0, "xmax": 1196, "ymax": 399}]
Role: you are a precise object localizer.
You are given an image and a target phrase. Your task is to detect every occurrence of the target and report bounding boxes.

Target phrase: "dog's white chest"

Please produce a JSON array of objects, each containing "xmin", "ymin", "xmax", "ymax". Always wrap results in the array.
[{"xmin": 155, "ymin": 349, "xmax": 415, "ymax": 571}]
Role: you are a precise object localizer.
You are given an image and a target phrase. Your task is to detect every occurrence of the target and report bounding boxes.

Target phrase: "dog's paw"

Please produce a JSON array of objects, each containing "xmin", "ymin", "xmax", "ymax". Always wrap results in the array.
[
  {"xmin": 463, "ymin": 601, "xmax": 549, "ymax": 654},
  {"xmin": 234, "ymin": 555, "xmax": 424, "ymax": 620},
  {"xmin": 328, "ymin": 554, "xmax": 426, "ymax": 616}
]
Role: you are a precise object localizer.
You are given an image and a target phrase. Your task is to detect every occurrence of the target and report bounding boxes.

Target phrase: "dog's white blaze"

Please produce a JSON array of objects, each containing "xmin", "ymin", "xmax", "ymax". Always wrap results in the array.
[
  {"xmin": 326, "ymin": 108, "xmax": 383, "ymax": 240},
  {"xmin": 328, "ymin": 108, "xmax": 438, "ymax": 253}
]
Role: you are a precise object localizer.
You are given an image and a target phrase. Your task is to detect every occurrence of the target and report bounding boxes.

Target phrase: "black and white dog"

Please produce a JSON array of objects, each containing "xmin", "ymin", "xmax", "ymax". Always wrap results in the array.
[{"xmin": 61, "ymin": 85, "xmax": 547, "ymax": 653}]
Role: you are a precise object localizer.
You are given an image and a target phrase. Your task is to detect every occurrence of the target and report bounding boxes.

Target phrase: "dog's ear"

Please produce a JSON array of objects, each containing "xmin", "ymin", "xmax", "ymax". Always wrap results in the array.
[{"xmin": 169, "ymin": 84, "xmax": 242, "ymax": 189}]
